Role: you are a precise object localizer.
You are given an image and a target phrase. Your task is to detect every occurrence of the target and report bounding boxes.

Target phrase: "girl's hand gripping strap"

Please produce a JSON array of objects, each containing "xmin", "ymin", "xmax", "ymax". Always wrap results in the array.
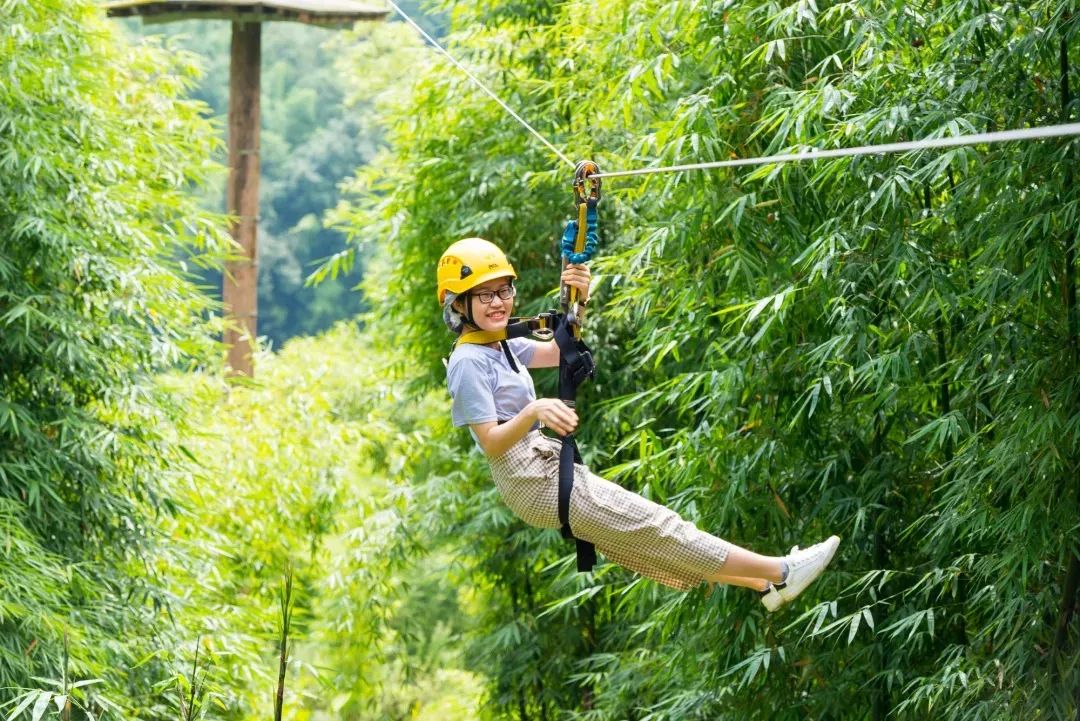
[{"xmin": 560, "ymin": 160, "xmax": 601, "ymax": 326}]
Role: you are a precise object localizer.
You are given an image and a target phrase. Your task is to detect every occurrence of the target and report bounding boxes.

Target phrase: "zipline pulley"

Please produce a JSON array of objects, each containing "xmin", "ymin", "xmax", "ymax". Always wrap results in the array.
[{"xmin": 573, "ymin": 159, "xmax": 602, "ymax": 206}]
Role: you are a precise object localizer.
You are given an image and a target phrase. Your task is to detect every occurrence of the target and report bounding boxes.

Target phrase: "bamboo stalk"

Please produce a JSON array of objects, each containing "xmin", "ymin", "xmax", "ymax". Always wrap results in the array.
[
  {"xmin": 175, "ymin": 637, "xmax": 204, "ymax": 721},
  {"xmin": 275, "ymin": 568, "xmax": 294, "ymax": 721},
  {"xmin": 191, "ymin": 640, "xmax": 201, "ymax": 719},
  {"xmin": 61, "ymin": 631, "xmax": 71, "ymax": 721}
]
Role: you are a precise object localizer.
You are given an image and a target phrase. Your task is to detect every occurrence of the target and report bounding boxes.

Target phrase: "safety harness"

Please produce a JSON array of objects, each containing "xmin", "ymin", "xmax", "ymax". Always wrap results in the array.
[
  {"xmin": 457, "ymin": 312, "xmax": 559, "ymax": 373},
  {"xmin": 455, "ymin": 160, "xmax": 602, "ymax": 572}
]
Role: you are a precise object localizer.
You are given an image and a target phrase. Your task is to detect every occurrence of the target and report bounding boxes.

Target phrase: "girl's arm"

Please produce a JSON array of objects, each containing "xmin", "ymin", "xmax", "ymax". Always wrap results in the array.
[
  {"xmin": 527, "ymin": 263, "xmax": 591, "ymax": 369},
  {"xmin": 528, "ymin": 339, "xmax": 559, "ymax": 368},
  {"xmin": 470, "ymin": 398, "xmax": 578, "ymax": 458}
]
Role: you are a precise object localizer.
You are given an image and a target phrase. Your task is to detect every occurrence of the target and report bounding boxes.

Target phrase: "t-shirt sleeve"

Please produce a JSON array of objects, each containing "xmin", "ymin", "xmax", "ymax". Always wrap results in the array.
[
  {"xmin": 446, "ymin": 353, "xmax": 498, "ymax": 427},
  {"xmin": 507, "ymin": 337, "xmax": 536, "ymax": 367}
]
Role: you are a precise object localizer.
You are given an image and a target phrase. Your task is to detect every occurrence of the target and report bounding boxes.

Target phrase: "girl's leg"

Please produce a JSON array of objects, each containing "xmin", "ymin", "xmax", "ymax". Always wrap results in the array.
[
  {"xmin": 711, "ymin": 574, "xmax": 770, "ymax": 592},
  {"xmin": 705, "ymin": 546, "xmax": 786, "ymax": 585}
]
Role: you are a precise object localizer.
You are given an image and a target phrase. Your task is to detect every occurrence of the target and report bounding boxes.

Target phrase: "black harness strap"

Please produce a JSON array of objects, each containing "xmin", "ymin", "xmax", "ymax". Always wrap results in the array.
[
  {"xmin": 454, "ymin": 159, "xmax": 603, "ymax": 576},
  {"xmin": 554, "ymin": 314, "xmax": 597, "ymax": 572},
  {"xmin": 456, "ymin": 311, "xmax": 560, "ymax": 345},
  {"xmin": 551, "ymin": 160, "xmax": 603, "ymax": 573},
  {"xmin": 482, "ymin": 312, "xmax": 595, "ymax": 571},
  {"xmin": 455, "ymin": 311, "xmax": 561, "ymax": 375},
  {"xmin": 499, "ymin": 340, "xmax": 519, "ymax": 373}
]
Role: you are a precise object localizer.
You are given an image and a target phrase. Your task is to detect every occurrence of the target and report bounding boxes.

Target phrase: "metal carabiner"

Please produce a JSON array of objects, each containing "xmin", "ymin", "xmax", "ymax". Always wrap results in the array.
[
  {"xmin": 573, "ymin": 159, "xmax": 601, "ymax": 206},
  {"xmin": 563, "ymin": 160, "xmax": 601, "ymax": 334}
]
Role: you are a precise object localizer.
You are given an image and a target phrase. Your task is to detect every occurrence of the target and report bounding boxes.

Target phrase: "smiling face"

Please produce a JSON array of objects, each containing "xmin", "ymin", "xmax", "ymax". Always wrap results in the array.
[{"xmin": 456, "ymin": 276, "xmax": 515, "ymax": 333}]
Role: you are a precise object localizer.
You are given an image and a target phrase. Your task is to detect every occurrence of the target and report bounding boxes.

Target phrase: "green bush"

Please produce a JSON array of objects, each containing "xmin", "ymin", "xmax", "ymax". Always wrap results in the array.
[
  {"xmin": 0, "ymin": 0, "xmax": 226, "ymax": 715},
  {"xmin": 156, "ymin": 322, "xmax": 483, "ymax": 721}
]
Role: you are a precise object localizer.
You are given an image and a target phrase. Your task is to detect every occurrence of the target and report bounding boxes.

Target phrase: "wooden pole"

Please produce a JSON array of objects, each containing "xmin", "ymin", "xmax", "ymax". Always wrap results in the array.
[{"xmin": 224, "ymin": 20, "xmax": 261, "ymax": 377}]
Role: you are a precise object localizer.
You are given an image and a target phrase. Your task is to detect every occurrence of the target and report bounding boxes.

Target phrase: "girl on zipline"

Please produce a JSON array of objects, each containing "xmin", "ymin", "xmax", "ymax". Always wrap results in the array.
[{"xmin": 440, "ymin": 237, "xmax": 839, "ymax": 610}]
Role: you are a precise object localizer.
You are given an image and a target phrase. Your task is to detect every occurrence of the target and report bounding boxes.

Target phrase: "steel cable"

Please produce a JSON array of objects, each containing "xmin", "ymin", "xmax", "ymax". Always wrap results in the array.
[
  {"xmin": 386, "ymin": 3, "xmax": 1080, "ymax": 183},
  {"xmin": 590, "ymin": 123, "xmax": 1080, "ymax": 179},
  {"xmin": 385, "ymin": 0, "xmax": 575, "ymax": 169}
]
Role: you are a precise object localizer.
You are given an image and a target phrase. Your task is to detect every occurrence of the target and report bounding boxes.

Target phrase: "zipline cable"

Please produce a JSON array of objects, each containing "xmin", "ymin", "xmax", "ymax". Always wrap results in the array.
[
  {"xmin": 384, "ymin": 3, "xmax": 1080, "ymax": 182},
  {"xmin": 590, "ymin": 123, "xmax": 1080, "ymax": 179},
  {"xmin": 384, "ymin": 0, "xmax": 576, "ymax": 169}
]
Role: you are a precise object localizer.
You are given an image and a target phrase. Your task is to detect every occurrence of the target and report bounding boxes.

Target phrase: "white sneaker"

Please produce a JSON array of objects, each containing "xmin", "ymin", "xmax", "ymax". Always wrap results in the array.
[
  {"xmin": 776, "ymin": 536, "xmax": 840, "ymax": 606},
  {"xmin": 759, "ymin": 544, "xmax": 799, "ymax": 612}
]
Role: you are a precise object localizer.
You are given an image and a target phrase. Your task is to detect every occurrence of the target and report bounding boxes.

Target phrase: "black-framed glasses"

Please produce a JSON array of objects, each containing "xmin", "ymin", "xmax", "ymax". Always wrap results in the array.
[{"xmin": 474, "ymin": 285, "xmax": 516, "ymax": 304}]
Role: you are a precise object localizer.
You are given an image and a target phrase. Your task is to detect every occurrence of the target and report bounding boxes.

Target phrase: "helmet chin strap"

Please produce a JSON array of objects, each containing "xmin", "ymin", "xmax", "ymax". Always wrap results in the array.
[{"xmin": 459, "ymin": 291, "xmax": 477, "ymax": 328}]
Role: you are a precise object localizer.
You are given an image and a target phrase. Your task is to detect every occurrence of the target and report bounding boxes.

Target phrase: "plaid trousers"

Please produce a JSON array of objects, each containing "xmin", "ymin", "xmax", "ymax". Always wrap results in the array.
[{"xmin": 487, "ymin": 431, "xmax": 731, "ymax": 590}]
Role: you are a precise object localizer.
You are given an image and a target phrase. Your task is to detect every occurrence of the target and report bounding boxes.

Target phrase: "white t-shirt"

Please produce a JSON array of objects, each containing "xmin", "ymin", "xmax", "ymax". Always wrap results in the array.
[{"xmin": 446, "ymin": 338, "xmax": 538, "ymax": 444}]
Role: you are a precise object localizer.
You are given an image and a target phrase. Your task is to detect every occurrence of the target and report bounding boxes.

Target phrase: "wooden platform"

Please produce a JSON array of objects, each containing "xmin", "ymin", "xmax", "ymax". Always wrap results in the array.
[{"xmin": 102, "ymin": 0, "xmax": 388, "ymax": 26}]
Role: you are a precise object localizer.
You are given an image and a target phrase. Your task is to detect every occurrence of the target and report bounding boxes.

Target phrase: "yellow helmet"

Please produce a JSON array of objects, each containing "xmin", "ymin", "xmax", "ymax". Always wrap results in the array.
[{"xmin": 437, "ymin": 237, "xmax": 516, "ymax": 303}]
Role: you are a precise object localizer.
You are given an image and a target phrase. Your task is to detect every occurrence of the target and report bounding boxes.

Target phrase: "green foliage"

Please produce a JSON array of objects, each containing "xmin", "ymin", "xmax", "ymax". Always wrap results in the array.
[
  {"xmin": 1, "ymin": 4, "xmax": 481, "ymax": 717},
  {"xmin": 0, "ymin": 0, "xmax": 227, "ymax": 715},
  {"xmin": 5, "ymin": 0, "xmax": 1080, "ymax": 718},
  {"xmin": 121, "ymin": 18, "xmax": 382, "ymax": 348},
  {"xmin": 332, "ymin": 0, "xmax": 1080, "ymax": 718},
  {"xmin": 155, "ymin": 322, "xmax": 483, "ymax": 721}
]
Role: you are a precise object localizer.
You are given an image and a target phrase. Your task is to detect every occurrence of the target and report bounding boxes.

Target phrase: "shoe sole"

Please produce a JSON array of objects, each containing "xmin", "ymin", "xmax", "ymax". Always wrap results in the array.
[{"xmin": 761, "ymin": 589, "xmax": 784, "ymax": 612}]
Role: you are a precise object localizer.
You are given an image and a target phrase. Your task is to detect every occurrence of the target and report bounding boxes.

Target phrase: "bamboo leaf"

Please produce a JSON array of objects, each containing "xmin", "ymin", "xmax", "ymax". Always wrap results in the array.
[
  {"xmin": 6, "ymin": 693, "xmax": 39, "ymax": 721},
  {"xmin": 30, "ymin": 693, "xmax": 50, "ymax": 721},
  {"xmin": 847, "ymin": 612, "xmax": 862, "ymax": 644}
]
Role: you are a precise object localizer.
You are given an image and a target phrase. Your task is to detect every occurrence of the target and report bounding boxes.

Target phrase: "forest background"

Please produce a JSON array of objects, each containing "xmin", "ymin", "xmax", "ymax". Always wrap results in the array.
[{"xmin": 3, "ymin": 0, "xmax": 1080, "ymax": 720}]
